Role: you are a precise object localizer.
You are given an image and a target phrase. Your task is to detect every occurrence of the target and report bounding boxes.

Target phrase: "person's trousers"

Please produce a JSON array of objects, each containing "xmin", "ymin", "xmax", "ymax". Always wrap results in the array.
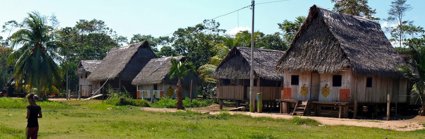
[{"xmin": 27, "ymin": 127, "xmax": 39, "ymax": 139}]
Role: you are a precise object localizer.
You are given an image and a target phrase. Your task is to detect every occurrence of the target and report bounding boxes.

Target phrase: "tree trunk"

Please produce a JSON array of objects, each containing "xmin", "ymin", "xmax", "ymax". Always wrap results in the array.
[{"xmin": 176, "ymin": 79, "xmax": 184, "ymax": 110}]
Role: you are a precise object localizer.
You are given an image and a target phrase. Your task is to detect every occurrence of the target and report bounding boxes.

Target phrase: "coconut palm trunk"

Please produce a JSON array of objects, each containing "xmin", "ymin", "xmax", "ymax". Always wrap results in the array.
[
  {"xmin": 176, "ymin": 79, "xmax": 184, "ymax": 109},
  {"xmin": 169, "ymin": 58, "xmax": 193, "ymax": 110}
]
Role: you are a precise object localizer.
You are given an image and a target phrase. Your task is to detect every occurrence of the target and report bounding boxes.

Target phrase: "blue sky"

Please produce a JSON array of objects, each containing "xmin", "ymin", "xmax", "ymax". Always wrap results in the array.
[{"xmin": 0, "ymin": 0, "xmax": 424, "ymax": 39}]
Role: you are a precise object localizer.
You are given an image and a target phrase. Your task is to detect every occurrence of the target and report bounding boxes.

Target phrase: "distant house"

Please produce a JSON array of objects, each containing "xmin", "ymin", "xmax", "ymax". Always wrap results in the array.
[
  {"xmin": 276, "ymin": 5, "xmax": 409, "ymax": 118},
  {"xmin": 131, "ymin": 56, "xmax": 199, "ymax": 100},
  {"xmin": 87, "ymin": 41, "xmax": 156, "ymax": 97},
  {"xmin": 77, "ymin": 60, "xmax": 102, "ymax": 97},
  {"xmin": 214, "ymin": 47, "xmax": 285, "ymax": 108}
]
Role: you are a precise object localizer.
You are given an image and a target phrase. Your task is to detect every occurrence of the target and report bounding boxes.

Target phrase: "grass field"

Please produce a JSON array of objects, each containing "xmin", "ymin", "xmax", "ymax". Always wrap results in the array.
[{"xmin": 1, "ymin": 98, "xmax": 425, "ymax": 139}]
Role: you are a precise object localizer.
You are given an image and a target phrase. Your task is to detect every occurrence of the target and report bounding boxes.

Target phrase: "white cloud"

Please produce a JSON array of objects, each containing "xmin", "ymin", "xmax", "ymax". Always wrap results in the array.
[
  {"xmin": 226, "ymin": 26, "xmax": 249, "ymax": 36},
  {"xmin": 381, "ymin": 21, "xmax": 397, "ymax": 29}
]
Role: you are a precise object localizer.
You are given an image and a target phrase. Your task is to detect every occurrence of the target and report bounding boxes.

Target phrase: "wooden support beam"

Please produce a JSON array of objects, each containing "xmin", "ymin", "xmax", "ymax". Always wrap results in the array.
[
  {"xmin": 219, "ymin": 99, "xmax": 224, "ymax": 110},
  {"xmin": 386, "ymin": 89, "xmax": 391, "ymax": 120},
  {"xmin": 353, "ymin": 75, "xmax": 358, "ymax": 119}
]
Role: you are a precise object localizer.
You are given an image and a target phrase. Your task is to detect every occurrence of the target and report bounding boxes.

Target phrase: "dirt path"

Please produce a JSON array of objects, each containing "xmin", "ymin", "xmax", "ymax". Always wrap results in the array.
[{"xmin": 141, "ymin": 104, "xmax": 425, "ymax": 131}]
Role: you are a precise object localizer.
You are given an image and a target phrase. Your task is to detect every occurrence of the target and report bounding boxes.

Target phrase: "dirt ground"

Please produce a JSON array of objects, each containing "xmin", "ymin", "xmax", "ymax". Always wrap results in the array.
[{"xmin": 141, "ymin": 104, "xmax": 425, "ymax": 131}]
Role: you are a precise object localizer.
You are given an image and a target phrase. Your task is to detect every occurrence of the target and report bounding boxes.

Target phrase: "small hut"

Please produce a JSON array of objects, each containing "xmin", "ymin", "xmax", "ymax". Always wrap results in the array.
[
  {"xmin": 77, "ymin": 60, "xmax": 102, "ymax": 97},
  {"xmin": 131, "ymin": 56, "xmax": 199, "ymax": 100},
  {"xmin": 276, "ymin": 5, "xmax": 409, "ymax": 119},
  {"xmin": 215, "ymin": 47, "xmax": 285, "ymax": 108},
  {"xmin": 87, "ymin": 41, "xmax": 156, "ymax": 97}
]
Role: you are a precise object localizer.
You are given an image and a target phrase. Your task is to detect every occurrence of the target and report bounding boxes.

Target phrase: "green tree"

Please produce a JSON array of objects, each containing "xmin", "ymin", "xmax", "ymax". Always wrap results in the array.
[
  {"xmin": 157, "ymin": 46, "xmax": 178, "ymax": 57},
  {"xmin": 331, "ymin": 0, "xmax": 378, "ymax": 20},
  {"xmin": 387, "ymin": 0, "xmax": 412, "ymax": 47},
  {"xmin": 169, "ymin": 59, "xmax": 194, "ymax": 110},
  {"xmin": 9, "ymin": 12, "xmax": 61, "ymax": 98},
  {"xmin": 56, "ymin": 19, "xmax": 119, "ymax": 92},
  {"xmin": 197, "ymin": 43, "xmax": 229, "ymax": 98},
  {"xmin": 278, "ymin": 16, "xmax": 305, "ymax": 45},
  {"xmin": 0, "ymin": 46, "xmax": 12, "ymax": 91},
  {"xmin": 231, "ymin": 31, "xmax": 265, "ymax": 48},
  {"xmin": 258, "ymin": 32, "xmax": 287, "ymax": 50},
  {"xmin": 402, "ymin": 35, "xmax": 425, "ymax": 115},
  {"xmin": 171, "ymin": 19, "xmax": 225, "ymax": 68},
  {"xmin": 130, "ymin": 34, "xmax": 158, "ymax": 45}
]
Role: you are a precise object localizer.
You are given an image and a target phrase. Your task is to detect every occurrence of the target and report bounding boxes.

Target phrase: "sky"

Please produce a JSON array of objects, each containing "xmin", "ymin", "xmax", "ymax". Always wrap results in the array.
[{"xmin": 0, "ymin": 0, "xmax": 424, "ymax": 39}]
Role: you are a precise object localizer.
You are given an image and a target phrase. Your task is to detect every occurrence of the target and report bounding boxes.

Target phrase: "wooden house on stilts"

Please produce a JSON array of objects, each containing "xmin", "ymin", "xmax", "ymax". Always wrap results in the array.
[
  {"xmin": 77, "ymin": 60, "xmax": 102, "ymax": 97},
  {"xmin": 131, "ymin": 56, "xmax": 199, "ymax": 100},
  {"xmin": 87, "ymin": 41, "xmax": 156, "ymax": 97},
  {"xmin": 276, "ymin": 5, "xmax": 409, "ymax": 119},
  {"xmin": 215, "ymin": 47, "xmax": 285, "ymax": 109}
]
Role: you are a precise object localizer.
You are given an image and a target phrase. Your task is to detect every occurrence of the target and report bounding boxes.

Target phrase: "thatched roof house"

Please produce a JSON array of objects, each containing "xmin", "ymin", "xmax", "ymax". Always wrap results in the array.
[
  {"xmin": 77, "ymin": 60, "xmax": 102, "ymax": 97},
  {"xmin": 132, "ymin": 56, "xmax": 185, "ymax": 85},
  {"xmin": 132, "ymin": 56, "xmax": 199, "ymax": 99},
  {"xmin": 276, "ymin": 5, "xmax": 405, "ymax": 77},
  {"xmin": 78, "ymin": 60, "xmax": 102, "ymax": 75},
  {"xmin": 87, "ymin": 41, "xmax": 156, "ymax": 95},
  {"xmin": 215, "ymin": 47, "xmax": 285, "ymax": 102},
  {"xmin": 276, "ymin": 5, "xmax": 409, "ymax": 119},
  {"xmin": 215, "ymin": 47, "xmax": 285, "ymax": 81}
]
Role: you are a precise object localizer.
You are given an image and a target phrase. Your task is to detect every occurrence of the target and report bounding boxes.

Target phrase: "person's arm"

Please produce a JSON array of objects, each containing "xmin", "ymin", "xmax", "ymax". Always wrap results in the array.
[{"xmin": 38, "ymin": 108, "xmax": 42, "ymax": 118}]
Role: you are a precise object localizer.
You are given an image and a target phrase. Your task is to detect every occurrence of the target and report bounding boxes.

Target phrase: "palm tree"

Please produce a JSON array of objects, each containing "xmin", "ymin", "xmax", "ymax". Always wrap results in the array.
[
  {"xmin": 410, "ymin": 42, "xmax": 425, "ymax": 115},
  {"xmin": 169, "ymin": 58, "xmax": 193, "ymax": 110},
  {"xmin": 401, "ymin": 37, "xmax": 425, "ymax": 115},
  {"xmin": 9, "ymin": 12, "xmax": 61, "ymax": 98}
]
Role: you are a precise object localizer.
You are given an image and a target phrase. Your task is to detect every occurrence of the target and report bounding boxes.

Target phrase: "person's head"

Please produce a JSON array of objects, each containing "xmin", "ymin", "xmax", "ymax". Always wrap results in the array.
[{"xmin": 26, "ymin": 94, "xmax": 36, "ymax": 105}]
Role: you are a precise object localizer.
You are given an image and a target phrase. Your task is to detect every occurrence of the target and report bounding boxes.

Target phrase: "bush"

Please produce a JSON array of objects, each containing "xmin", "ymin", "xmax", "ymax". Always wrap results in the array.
[
  {"xmin": 104, "ymin": 90, "xmax": 150, "ymax": 107},
  {"xmin": 183, "ymin": 98, "xmax": 213, "ymax": 108},
  {"xmin": 151, "ymin": 97, "xmax": 214, "ymax": 108},
  {"xmin": 151, "ymin": 97, "xmax": 176, "ymax": 108}
]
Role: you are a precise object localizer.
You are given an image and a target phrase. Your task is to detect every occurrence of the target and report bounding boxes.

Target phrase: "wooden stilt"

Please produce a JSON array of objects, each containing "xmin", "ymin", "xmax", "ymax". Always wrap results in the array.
[
  {"xmin": 386, "ymin": 91, "xmax": 391, "ymax": 120},
  {"xmin": 353, "ymin": 75, "xmax": 358, "ymax": 119},
  {"xmin": 219, "ymin": 99, "xmax": 224, "ymax": 110}
]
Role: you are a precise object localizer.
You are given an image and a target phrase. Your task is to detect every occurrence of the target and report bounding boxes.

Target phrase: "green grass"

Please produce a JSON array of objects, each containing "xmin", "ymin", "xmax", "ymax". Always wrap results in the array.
[{"xmin": 0, "ymin": 98, "xmax": 425, "ymax": 139}]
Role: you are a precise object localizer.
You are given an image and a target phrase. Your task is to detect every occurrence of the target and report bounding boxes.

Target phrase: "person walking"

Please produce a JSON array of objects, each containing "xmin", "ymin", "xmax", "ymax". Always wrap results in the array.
[{"xmin": 26, "ymin": 94, "xmax": 42, "ymax": 139}]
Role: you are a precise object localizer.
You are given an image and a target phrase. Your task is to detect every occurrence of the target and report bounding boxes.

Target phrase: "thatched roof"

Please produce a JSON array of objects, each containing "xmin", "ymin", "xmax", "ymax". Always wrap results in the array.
[
  {"xmin": 215, "ymin": 47, "xmax": 285, "ymax": 81},
  {"xmin": 131, "ymin": 56, "xmax": 184, "ymax": 85},
  {"xmin": 77, "ymin": 60, "xmax": 102, "ymax": 76},
  {"xmin": 87, "ymin": 41, "xmax": 155, "ymax": 81},
  {"xmin": 276, "ymin": 5, "xmax": 406, "ymax": 77}
]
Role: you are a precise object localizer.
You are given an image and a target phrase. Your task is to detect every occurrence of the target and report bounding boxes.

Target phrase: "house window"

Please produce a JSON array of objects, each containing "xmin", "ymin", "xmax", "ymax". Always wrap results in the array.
[
  {"xmin": 291, "ymin": 75, "xmax": 299, "ymax": 85},
  {"xmin": 332, "ymin": 75, "xmax": 342, "ymax": 87},
  {"xmin": 366, "ymin": 77, "xmax": 373, "ymax": 87},
  {"xmin": 222, "ymin": 79, "xmax": 230, "ymax": 85},
  {"xmin": 154, "ymin": 84, "xmax": 158, "ymax": 90}
]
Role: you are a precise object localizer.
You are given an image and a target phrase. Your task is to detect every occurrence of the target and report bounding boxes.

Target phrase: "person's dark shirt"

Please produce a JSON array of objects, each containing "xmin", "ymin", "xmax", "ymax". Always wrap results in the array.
[{"xmin": 27, "ymin": 105, "xmax": 41, "ymax": 128}]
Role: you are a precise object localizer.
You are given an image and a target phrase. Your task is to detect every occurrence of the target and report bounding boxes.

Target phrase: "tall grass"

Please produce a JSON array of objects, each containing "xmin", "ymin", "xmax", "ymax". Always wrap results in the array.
[{"xmin": 0, "ymin": 98, "xmax": 69, "ymax": 109}]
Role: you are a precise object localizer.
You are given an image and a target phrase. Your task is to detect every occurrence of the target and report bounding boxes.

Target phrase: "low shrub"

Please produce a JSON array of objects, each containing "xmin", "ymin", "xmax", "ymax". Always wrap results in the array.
[
  {"xmin": 104, "ymin": 91, "xmax": 150, "ymax": 107},
  {"xmin": 150, "ymin": 97, "xmax": 176, "ymax": 108},
  {"xmin": 183, "ymin": 98, "xmax": 213, "ymax": 108},
  {"xmin": 151, "ymin": 97, "xmax": 214, "ymax": 108}
]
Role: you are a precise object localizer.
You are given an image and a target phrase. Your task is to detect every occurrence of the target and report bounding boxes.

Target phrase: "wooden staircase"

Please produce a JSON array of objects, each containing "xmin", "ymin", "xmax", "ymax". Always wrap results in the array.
[{"xmin": 292, "ymin": 101, "xmax": 309, "ymax": 116}]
